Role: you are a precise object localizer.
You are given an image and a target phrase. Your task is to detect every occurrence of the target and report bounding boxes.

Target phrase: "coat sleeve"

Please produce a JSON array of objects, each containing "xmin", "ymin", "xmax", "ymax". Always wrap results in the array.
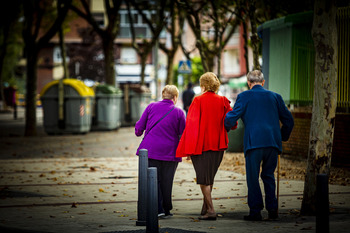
[
  {"xmin": 177, "ymin": 108, "xmax": 186, "ymax": 136},
  {"xmin": 176, "ymin": 97, "xmax": 201, "ymax": 157},
  {"xmin": 224, "ymin": 97, "xmax": 238, "ymax": 130},
  {"xmin": 277, "ymin": 94, "xmax": 294, "ymax": 141},
  {"xmin": 224, "ymin": 94, "xmax": 243, "ymax": 131}
]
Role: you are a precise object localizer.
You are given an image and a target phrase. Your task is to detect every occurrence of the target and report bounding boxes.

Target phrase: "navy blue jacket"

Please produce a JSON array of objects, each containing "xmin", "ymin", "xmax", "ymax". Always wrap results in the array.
[{"xmin": 224, "ymin": 85, "xmax": 294, "ymax": 154}]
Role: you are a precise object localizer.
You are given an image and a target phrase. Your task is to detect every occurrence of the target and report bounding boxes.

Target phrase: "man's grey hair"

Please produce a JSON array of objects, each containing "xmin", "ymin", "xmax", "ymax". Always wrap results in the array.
[{"xmin": 247, "ymin": 70, "xmax": 264, "ymax": 83}]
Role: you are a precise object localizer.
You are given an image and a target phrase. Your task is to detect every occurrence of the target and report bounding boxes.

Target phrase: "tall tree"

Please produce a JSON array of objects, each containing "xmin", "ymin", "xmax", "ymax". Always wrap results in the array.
[
  {"xmin": 158, "ymin": 0, "xmax": 183, "ymax": 85},
  {"xmin": 23, "ymin": 0, "xmax": 71, "ymax": 136},
  {"xmin": 126, "ymin": 0, "xmax": 167, "ymax": 86},
  {"xmin": 70, "ymin": 0, "xmax": 122, "ymax": 86},
  {"xmin": 0, "ymin": 0, "xmax": 23, "ymax": 110},
  {"xmin": 247, "ymin": 0, "xmax": 260, "ymax": 70},
  {"xmin": 179, "ymin": 0, "xmax": 242, "ymax": 79},
  {"xmin": 301, "ymin": 0, "xmax": 338, "ymax": 215}
]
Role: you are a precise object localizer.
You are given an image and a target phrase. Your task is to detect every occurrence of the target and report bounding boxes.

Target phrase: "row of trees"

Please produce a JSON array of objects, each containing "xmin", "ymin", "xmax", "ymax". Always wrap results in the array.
[
  {"xmin": 0, "ymin": 0, "xmax": 343, "ymax": 215},
  {"xmin": 0, "ymin": 0, "xmax": 314, "ymax": 136}
]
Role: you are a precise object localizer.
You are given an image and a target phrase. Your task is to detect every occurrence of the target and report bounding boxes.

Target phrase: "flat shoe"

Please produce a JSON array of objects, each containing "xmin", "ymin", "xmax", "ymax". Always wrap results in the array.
[{"xmin": 198, "ymin": 214, "xmax": 217, "ymax": 220}]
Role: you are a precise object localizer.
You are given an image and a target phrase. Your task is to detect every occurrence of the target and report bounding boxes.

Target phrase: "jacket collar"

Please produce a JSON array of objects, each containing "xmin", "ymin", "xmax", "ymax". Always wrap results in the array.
[
  {"xmin": 251, "ymin": 85, "xmax": 264, "ymax": 90},
  {"xmin": 162, "ymin": 99, "xmax": 174, "ymax": 104}
]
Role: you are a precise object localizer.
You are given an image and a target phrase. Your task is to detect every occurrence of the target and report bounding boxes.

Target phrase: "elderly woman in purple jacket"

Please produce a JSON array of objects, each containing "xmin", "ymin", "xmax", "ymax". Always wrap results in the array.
[{"xmin": 135, "ymin": 85, "xmax": 186, "ymax": 218}]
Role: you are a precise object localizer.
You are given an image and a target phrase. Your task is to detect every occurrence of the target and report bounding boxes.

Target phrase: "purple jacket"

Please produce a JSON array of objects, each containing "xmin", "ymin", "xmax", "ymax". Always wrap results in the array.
[{"xmin": 135, "ymin": 99, "xmax": 186, "ymax": 162}]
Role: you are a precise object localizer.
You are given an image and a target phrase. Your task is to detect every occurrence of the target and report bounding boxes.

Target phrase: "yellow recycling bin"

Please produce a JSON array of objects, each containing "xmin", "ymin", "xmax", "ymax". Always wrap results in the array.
[{"xmin": 40, "ymin": 79, "xmax": 95, "ymax": 135}]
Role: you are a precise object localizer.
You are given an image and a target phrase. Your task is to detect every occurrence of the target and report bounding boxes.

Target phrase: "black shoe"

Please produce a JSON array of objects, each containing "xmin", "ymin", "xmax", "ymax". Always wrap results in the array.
[
  {"xmin": 161, "ymin": 212, "xmax": 173, "ymax": 219},
  {"xmin": 243, "ymin": 213, "xmax": 262, "ymax": 221},
  {"xmin": 268, "ymin": 210, "xmax": 278, "ymax": 220}
]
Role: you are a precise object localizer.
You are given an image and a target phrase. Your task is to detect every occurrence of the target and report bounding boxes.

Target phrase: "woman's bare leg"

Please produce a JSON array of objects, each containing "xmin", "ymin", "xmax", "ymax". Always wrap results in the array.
[
  {"xmin": 200, "ymin": 184, "xmax": 215, "ymax": 216},
  {"xmin": 201, "ymin": 185, "xmax": 213, "ymax": 215}
]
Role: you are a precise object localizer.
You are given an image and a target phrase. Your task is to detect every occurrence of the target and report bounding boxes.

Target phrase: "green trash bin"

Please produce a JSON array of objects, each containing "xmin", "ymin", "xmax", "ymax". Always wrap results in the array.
[
  {"xmin": 40, "ymin": 79, "xmax": 95, "ymax": 135},
  {"xmin": 92, "ymin": 84, "xmax": 123, "ymax": 130},
  {"xmin": 227, "ymin": 118, "xmax": 245, "ymax": 152}
]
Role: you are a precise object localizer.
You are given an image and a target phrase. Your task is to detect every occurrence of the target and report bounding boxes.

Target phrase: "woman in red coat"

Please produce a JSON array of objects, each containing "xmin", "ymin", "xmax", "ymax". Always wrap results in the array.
[{"xmin": 176, "ymin": 72, "xmax": 237, "ymax": 220}]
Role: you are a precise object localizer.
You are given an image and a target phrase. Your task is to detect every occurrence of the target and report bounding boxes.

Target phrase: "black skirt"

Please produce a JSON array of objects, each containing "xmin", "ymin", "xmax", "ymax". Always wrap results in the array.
[{"xmin": 191, "ymin": 150, "xmax": 224, "ymax": 185}]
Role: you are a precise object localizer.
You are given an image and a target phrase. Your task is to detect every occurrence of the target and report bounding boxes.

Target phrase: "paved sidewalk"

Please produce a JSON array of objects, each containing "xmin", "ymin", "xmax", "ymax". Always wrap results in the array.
[{"xmin": 0, "ymin": 108, "xmax": 350, "ymax": 233}]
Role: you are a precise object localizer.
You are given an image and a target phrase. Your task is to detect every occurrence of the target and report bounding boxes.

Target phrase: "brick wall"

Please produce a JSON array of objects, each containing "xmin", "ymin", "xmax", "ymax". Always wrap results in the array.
[{"xmin": 282, "ymin": 112, "xmax": 350, "ymax": 167}]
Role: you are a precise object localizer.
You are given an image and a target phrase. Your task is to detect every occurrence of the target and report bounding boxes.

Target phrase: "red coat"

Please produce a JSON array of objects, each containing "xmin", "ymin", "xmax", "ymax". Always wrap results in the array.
[{"xmin": 176, "ymin": 92, "xmax": 237, "ymax": 157}]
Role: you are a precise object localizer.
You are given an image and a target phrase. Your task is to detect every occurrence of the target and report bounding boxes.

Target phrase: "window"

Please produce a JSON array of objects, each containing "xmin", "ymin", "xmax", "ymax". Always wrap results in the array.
[
  {"xmin": 118, "ymin": 10, "xmax": 165, "ymax": 38},
  {"xmin": 92, "ymin": 13, "xmax": 105, "ymax": 27},
  {"xmin": 53, "ymin": 46, "xmax": 62, "ymax": 63},
  {"xmin": 224, "ymin": 49, "xmax": 240, "ymax": 74},
  {"xmin": 120, "ymin": 47, "xmax": 137, "ymax": 64}
]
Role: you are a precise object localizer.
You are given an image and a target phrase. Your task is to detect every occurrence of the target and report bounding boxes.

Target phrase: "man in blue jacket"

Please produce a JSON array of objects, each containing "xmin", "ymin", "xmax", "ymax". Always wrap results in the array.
[{"xmin": 225, "ymin": 70, "xmax": 294, "ymax": 221}]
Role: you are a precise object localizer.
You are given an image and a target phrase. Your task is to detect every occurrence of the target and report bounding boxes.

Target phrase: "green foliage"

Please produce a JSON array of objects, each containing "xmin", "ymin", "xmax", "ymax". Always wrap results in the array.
[
  {"xmin": 191, "ymin": 57, "xmax": 204, "ymax": 84},
  {"xmin": 0, "ymin": 0, "xmax": 24, "ymax": 90},
  {"xmin": 172, "ymin": 57, "xmax": 204, "ymax": 87}
]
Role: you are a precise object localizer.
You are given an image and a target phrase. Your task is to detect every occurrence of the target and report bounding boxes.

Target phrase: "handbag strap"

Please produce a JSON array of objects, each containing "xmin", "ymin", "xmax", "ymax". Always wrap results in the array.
[{"xmin": 144, "ymin": 106, "xmax": 175, "ymax": 138}]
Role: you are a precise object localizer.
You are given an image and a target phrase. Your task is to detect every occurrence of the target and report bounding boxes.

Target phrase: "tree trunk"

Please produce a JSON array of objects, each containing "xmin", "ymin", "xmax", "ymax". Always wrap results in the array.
[
  {"xmin": 248, "ymin": 0, "xmax": 260, "ymax": 70},
  {"xmin": 196, "ymin": 40, "xmax": 209, "ymax": 72},
  {"xmin": 301, "ymin": 0, "xmax": 338, "ymax": 215},
  {"xmin": 242, "ymin": 20, "xmax": 249, "ymax": 73},
  {"xmin": 217, "ymin": 43, "xmax": 222, "ymax": 79},
  {"xmin": 103, "ymin": 36, "xmax": 115, "ymax": 86},
  {"xmin": 59, "ymin": 26, "xmax": 69, "ymax": 79},
  {"xmin": 207, "ymin": 55, "xmax": 215, "ymax": 74},
  {"xmin": 166, "ymin": 54, "xmax": 174, "ymax": 85},
  {"xmin": 0, "ymin": 25, "xmax": 10, "ymax": 110},
  {"xmin": 140, "ymin": 53, "xmax": 148, "ymax": 86},
  {"xmin": 25, "ymin": 48, "xmax": 38, "ymax": 136}
]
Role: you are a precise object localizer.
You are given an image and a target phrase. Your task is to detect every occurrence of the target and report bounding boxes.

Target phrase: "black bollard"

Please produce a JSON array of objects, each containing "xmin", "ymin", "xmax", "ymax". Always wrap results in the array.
[
  {"xmin": 136, "ymin": 149, "xmax": 148, "ymax": 226},
  {"xmin": 146, "ymin": 167, "xmax": 158, "ymax": 233},
  {"xmin": 316, "ymin": 174, "xmax": 329, "ymax": 233}
]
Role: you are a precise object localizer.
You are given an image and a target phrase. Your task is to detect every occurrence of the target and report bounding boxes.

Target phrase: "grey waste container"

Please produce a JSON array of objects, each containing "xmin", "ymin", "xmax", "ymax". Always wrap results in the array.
[
  {"xmin": 227, "ymin": 118, "xmax": 244, "ymax": 152},
  {"xmin": 130, "ymin": 89, "xmax": 152, "ymax": 124},
  {"xmin": 120, "ymin": 85, "xmax": 152, "ymax": 126},
  {"xmin": 40, "ymin": 79, "xmax": 95, "ymax": 135},
  {"xmin": 92, "ymin": 84, "xmax": 123, "ymax": 130}
]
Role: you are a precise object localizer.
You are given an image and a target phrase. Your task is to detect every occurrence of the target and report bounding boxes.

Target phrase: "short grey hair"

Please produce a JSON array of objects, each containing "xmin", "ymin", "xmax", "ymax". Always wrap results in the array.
[{"xmin": 247, "ymin": 70, "xmax": 264, "ymax": 83}]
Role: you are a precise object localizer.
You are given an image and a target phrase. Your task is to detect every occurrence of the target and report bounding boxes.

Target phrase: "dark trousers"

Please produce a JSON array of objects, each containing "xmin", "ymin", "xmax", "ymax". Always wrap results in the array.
[
  {"xmin": 148, "ymin": 159, "xmax": 179, "ymax": 214},
  {"xmin": 245, "ymin": 147, "xmax": 278, "ymax": 215}
]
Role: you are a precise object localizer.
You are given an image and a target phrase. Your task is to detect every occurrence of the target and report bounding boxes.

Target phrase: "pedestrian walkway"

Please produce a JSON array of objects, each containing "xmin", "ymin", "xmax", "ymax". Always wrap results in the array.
[
  {"xmin": 1, "ymin": 155, "xmax": 350, "ymax": 232},
  {"xmin": 0, "ymin": 109, "xmax": 350, "ymax": 232}
]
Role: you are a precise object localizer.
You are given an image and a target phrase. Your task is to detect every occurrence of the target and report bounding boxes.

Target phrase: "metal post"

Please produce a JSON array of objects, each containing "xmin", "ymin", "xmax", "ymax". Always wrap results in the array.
[
  {"xmin": 136, "ymin": 149, "xmax": 148, "ymax": 226},
  {"xmin": 316, "ymin": 174, "xmax": 329, "ymax": 233},
  {"xmin": 58, "ymin": 78, "xmax": 65, "ymax": 129},
  {"xmin": 146, "ymin": 167, "xmax": 158, "ymax": 233}
]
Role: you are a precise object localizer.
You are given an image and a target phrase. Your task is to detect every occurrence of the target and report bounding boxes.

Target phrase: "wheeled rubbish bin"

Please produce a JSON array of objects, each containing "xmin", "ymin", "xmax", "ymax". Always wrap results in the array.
[
  {"xmin": 92, "ymin": 84, "xmax": 123, "ymax": 130},
  {"xmin": 40, "ymin": 79, "xmax": 95, "ymax": 135},
  {"xmin": 120, "ymin": 85, "xmax": 152, "ymax": 126}
]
